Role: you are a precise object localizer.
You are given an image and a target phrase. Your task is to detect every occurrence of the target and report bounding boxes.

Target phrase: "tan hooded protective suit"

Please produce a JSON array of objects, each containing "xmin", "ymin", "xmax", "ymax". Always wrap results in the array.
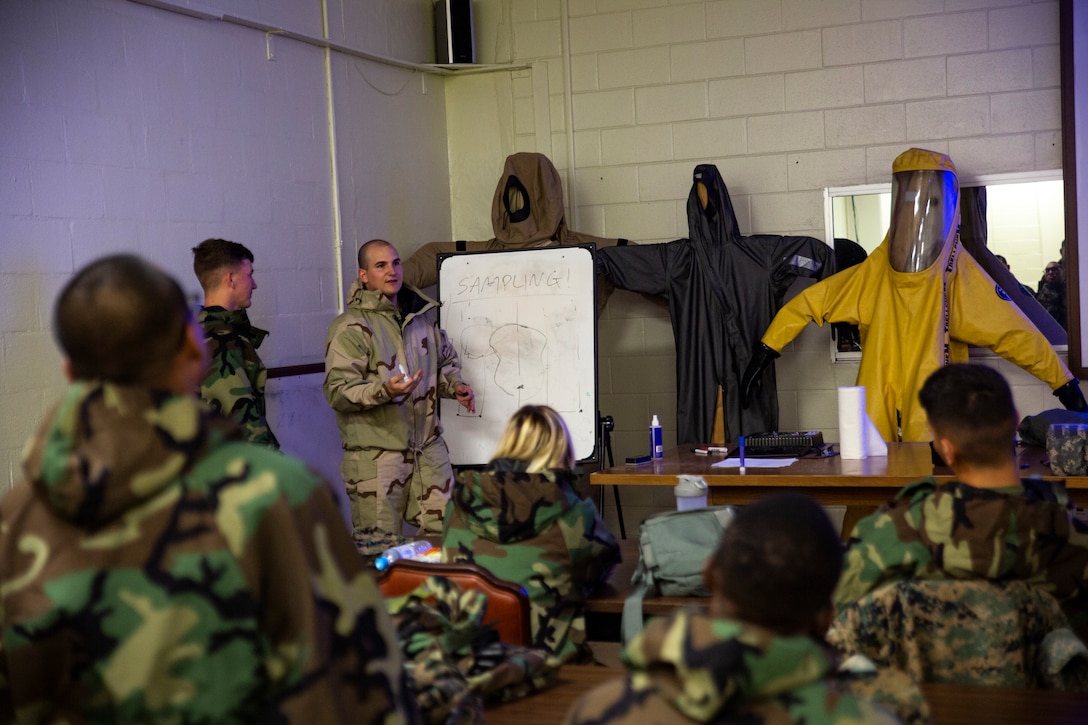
[{"xmin": 401, "ymin": 153, "xmax": 628, "ymax": 315}]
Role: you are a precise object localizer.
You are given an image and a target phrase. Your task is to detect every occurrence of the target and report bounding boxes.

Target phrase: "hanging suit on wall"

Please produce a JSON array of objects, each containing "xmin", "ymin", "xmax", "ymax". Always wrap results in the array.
[
  {"xmin": 401, "ymin": 152, "xmax": 628, "ymax": 316},
  {"xmin": 743, "ymin": 148, "xmax": 1083, "ymax": 443},
  {"xmin": 595, "ymin": 164, "xmax": 835, "ymax": 445}
]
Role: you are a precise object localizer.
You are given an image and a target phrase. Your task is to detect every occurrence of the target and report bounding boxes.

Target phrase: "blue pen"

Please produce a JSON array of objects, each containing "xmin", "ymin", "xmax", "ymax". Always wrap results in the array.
[{"xmin": 739, "ymin": 435, "xmax": 746, "ymax": 475}]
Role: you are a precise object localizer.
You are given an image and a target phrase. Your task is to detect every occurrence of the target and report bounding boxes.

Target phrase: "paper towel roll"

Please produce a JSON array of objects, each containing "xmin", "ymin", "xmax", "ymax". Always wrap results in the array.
[{"xmin": 838, "ymin": 386, "xmax": 868, "ymax": 460}]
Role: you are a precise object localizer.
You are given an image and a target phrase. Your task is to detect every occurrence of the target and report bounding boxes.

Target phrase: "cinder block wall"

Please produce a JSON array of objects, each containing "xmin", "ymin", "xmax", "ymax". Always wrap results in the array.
[{"xmin": 445, "ymin": 0, "xmax": 1068, "ymax": 534}]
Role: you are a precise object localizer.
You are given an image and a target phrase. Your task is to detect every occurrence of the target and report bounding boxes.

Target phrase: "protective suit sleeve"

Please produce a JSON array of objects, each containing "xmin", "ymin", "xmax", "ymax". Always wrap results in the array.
[
  {"xmin": 595, "ymin": 243, "xmax": 674, "ymax": 296},
  {"xmin": 401, "ymin": 241, "xmax": 453, "ymax": 290},
  {"xmin": 949, "ymin": 257, "xmax": 1073, "ymax": 390},
  {"xmin": 434, "ymin": 326, "xmax": 467, "ymax": 399},
  {"xmin": 760, "ymin": 267, "xmax": 862, "ymax": 352},
  {"xmin": 323, "ymin": 320, "xmax": 392, "ymax": 413}
]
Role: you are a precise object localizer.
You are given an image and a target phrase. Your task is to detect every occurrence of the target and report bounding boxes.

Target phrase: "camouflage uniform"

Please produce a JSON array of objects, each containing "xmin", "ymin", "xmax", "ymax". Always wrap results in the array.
[
  {"xmin": 0, "ymin": 382, "xmax": 415, "ymax": 724},
  {"xmin": 324, "ymin": 281, "xmax": 466, "ymax": 535},
  {"xmin": 385, "ymin": 575, "xmax": 562, "ymax": 724},
  {"xmin": 563, "ymin": 610, "xmax": 924, "ymax": 725},
  {"xmin": 441, "ymin": 462, "xmax": 620, "ymax": 662},
  {"xmin": 198, "ymin": 306, "xmax": 279, "ymax": 448},
  {"xmin": 829, "ymin": 578, "xmax": 1088, "ymax": 690},
  {"xmin": 835, "ymin": 477, "xmax": 1088, "ymax": 635}
]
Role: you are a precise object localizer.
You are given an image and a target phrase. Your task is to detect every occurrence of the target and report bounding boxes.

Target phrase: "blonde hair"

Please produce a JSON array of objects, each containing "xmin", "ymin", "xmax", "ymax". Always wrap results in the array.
[{"xmin": 491, "ymin": 405, "xmax": 575, "ymax": 473}]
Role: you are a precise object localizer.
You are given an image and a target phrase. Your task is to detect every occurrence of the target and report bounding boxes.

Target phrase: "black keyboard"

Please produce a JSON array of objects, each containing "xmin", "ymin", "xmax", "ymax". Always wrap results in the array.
[{"xmin": 730, "ymin": 431, "xmax": 825, "ymax": 458}]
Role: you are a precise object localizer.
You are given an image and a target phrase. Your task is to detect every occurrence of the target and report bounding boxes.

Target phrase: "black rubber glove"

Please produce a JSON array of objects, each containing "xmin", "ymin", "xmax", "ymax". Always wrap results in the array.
[
  {"xmin": 740, "ymin": 343, "xmax": 781, "ymax": 409},
  {"xmin": 1054, "ymin": 379, "xmax": 1088, "ymax": 412}
]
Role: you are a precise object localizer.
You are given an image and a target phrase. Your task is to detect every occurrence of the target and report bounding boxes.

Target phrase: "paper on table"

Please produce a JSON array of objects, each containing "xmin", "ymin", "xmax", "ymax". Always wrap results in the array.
[{"xmin": 712, "ymin": 457, "xmax": 798, "ymax": 469}]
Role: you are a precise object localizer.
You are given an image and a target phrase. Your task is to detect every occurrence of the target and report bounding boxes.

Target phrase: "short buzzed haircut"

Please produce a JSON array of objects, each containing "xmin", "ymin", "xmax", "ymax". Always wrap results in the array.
[
  {"xmin": 918, "ymin": 363, "xmax": 1016, "ymax": 467},
  {"xmin": 357, "ymin": 239, "xmax": 394, "ymax": 270},
  {"xmin": 55, "ymin": 254, "xmax": 190, "ymax": 386},
  {"xmin": 711, "ymin": 492, "xmax": 842, "ymax": 632},
  {"xmin": 192, "ymin": 238, "xmax": 254, "ymax": 291}
]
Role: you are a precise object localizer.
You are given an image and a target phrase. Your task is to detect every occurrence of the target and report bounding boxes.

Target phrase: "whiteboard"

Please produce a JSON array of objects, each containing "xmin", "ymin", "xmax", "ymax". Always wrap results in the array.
[{"xmin": 437, "ymin": 245, "xmax": 598, "ymax": 465}]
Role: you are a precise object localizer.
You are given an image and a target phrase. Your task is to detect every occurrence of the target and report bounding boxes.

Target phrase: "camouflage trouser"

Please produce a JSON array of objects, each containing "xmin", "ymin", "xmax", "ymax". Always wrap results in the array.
[{"xmin": 341, "ymin": 439, "xmax": 453, "ymax": 535}]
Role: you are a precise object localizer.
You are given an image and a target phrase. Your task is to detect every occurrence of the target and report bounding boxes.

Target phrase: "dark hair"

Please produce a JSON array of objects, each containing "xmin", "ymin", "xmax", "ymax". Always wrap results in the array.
[
  {"xmin": 55, "ymin": 254, "xmax": 190, "ymax": 385},
  {"xmin": 357, "ymin": 239, "xmax": 393, "ymax": 270},
  {"xmin": 192, "ymin": 238, "xmax": 254, "ymax": 291},
  {"xmin": 918, "ymin": 364, "xmax": 1016, "ymax": 467},
  {"xmin": 711, "ymin": 492, "xmax": 842, "ymax": 631}
]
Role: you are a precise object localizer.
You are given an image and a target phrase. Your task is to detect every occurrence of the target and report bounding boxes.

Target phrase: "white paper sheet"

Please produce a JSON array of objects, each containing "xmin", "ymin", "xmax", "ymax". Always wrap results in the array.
[{"xmin": 711, "ymin": 457, "xmax": 798, "ymax": 469}]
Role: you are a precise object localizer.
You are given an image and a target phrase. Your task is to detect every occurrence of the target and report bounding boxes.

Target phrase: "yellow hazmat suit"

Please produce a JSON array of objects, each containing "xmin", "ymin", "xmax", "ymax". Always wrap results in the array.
[{"xmin": 758, "ymin": 148, "xmax": 1074, "ymax": 442}]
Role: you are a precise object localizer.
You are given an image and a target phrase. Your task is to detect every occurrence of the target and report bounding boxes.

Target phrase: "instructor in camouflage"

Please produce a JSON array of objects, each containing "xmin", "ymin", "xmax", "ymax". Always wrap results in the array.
[
  {"xmin": 441, "ymin": 405, "xmax": 619, "ymax": 662},
  {"xmin": 325, "ymin": 239, "xmax": 475, "ymax": 535},
  {"xmin": 565, "ymin": 493, "xmax": 922, "ymax": 724},
  {"xmin": 193, "ymin": 238, "xmax": 279, "ymax": 448},
  {"xmin": 835, "ymin": 363, "xmax": 1088, "ymax": 635},
  {"xmin": 0, "ymin": 255, "xmax": 415, "ymax": 724}
]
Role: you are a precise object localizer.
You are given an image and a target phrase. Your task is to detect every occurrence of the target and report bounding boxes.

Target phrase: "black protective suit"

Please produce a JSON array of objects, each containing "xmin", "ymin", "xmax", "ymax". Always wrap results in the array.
[{"xmin": 596, "ymin": 165, "xmax": 835, "ymax": 445}]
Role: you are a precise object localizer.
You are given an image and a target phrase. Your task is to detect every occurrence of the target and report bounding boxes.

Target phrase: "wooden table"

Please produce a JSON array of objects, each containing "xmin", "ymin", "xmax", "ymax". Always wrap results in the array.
[
  {"xmin": 590, "ymin": 443, "xmax": 1080, "ymax": 507},
  {"xmin": 486, "ymin": 665, "xmax": 1088, "ymax": 724},
  {"xmin": 591, "ymin": 443, "xmax": 1086, "ymax": 536}
]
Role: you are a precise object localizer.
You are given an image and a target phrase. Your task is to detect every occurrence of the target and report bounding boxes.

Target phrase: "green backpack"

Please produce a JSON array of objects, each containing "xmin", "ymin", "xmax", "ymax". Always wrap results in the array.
[{"xmin": 621, "ymin": 505, "xmax": 737, "ymax": 643}]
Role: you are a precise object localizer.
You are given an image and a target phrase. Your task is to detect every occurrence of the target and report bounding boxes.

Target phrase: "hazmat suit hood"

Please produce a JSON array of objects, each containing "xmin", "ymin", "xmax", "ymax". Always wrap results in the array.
[
  {"xmin": 889, "ymin": 148, "xmax": 959, "ymax": 273},
  {"xmin": 491, "ymin": 152, "xmax": 568, "ymax": 246}
]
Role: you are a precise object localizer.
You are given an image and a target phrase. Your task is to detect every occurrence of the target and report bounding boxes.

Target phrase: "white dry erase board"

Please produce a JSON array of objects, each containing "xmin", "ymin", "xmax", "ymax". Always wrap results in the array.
[{"xmin": 437, "ymin": 245, "xmax": 598, "ymax": 465}]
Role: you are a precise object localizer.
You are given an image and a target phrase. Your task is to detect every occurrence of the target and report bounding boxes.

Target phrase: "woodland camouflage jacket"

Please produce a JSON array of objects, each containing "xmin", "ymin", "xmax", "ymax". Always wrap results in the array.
[
  {"xmin": 834, "ymin": 477, "xmax": 1088, "ymax": 634},
  {"xmin": 563, "ymin": 611, "xmax": 920, "ymax": 724},
  {"xmin": 0, "ymin": 382, "xmax": 415, "ymax": 724},
  {"xmin": 440, "ymin": 464, "xmax": 620, "ymax": 662},
  {"xmin": 198, "ymin": 306, "xmax": 278, "ymax": 448}
]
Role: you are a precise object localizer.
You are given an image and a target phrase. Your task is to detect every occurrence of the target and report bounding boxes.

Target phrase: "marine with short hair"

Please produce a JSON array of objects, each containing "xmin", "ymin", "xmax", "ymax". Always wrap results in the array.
[
  {"xmin": 0, "ymin": 254, "xmax": 414, "ymax": 723},
  {"xmin": 192, "ymin": 237, "xmax": 279, "ymax": 448},
  {"xmin": 834, "ymin": 363, "xmax": 1088, "ymax": 634}
]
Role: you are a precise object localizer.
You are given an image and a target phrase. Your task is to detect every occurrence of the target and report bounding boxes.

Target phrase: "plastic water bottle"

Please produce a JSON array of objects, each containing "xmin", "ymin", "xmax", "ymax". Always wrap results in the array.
[
  {"xmin": 374, "ymin": 540, "xmax": 434, "ymax": 571},
  {"xmin": 650, "ymin": 414, "xmax": 663, "ymax": 459}
]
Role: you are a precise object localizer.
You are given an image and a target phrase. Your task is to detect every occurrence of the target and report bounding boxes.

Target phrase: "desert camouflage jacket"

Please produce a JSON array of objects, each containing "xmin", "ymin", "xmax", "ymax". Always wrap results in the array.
[
  {"xmin": 324, "ymin": 281, "xmax": 465, "ymax": 453},
  {"xmin": 834, "ymin": 477, "xmax": 1088, "ymax": 632},
  {"xmin": 441, "ymin": 462, "xmax": 620, "ymax": 661},
  {"xmin": 563, "ymin": 610, "xmax": 919, "ymax": 724},
  {"xmin": 198, "ymin": 306, "xmax": 279, "ymax": 448},
  {"xmin": 0, "ymin": 382, "xmax": 414, "ymax": 724}
]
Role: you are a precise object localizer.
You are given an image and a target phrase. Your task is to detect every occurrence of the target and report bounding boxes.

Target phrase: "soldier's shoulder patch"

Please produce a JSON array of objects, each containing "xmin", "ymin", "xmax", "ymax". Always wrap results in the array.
[{"xmin": 995, "ymin": 284, "xmax": 1011, "ymax": 301}]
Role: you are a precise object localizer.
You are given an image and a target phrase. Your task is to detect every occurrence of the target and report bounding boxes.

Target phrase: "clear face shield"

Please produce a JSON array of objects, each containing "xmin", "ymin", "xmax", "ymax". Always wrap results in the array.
[{"xmin": 888, "ymin": 169, "xmax": 958, "ymax": 273}]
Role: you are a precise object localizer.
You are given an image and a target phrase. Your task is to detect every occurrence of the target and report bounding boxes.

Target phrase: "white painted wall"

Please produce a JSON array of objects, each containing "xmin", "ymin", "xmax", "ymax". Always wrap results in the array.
[
  {"xmin": 444, "ymin": 0, "xmax": 1069, "ymax": 533},
  {"xmin": 0, "ymin": 0, "xmax": 449, "ymax": 491}
]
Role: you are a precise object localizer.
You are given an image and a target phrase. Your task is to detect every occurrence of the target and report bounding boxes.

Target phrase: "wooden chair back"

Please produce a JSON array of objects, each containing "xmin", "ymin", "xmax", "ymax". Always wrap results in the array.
[{"xmin": 378, "ymin": 559, "xmax": 532, "ymax": 646}]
